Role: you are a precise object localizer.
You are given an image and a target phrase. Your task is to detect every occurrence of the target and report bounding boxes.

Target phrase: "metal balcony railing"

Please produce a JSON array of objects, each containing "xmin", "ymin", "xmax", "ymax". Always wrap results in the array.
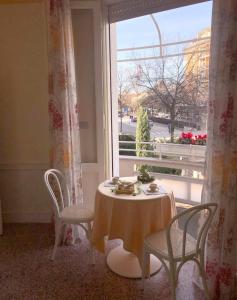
[
  {"xmin": 118, "ymin": 141, "xmax": 206, "ymax": 203},
  {"xmin": 119, "ymin": 140, "xmax": 206, "ymax": 167}
]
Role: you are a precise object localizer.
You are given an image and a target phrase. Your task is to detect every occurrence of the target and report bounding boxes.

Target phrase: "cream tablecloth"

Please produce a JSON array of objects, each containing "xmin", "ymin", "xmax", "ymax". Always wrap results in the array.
[{"xmin": 92, "ymin": 179, "xmax": 176, "ymax": 262}]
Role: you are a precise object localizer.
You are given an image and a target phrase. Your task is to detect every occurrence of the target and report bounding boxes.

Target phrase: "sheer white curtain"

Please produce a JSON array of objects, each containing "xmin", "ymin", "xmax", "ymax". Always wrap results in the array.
[
  {"xmin": 201, "ymin": 0, "xmax": 237, "ymax": 298},
  {"xmin": 46, "ymin": 0, "xmax": 83, "ymax": 243}
]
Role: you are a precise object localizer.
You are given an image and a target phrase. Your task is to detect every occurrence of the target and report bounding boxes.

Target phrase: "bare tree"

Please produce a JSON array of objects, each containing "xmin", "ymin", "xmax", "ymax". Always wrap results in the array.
[
  {"xmin": 117, "ymin": 70, "xmax": 131, "ymax": 132},
  {"xmin": 132, "ymin": 53, "xmax": 208, "ymax": 142}
]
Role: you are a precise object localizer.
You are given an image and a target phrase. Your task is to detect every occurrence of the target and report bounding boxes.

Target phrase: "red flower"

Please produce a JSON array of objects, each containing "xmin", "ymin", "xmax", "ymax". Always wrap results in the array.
[
  {"xmin": 52, "ymin": 110, "xmax": 63, "ymax": 129},
  {"xmin": 48, "ymin": 100, "xmax": 63, "ymax": 130},
  {"xmin": 219, "ymin": 265, "xmax": 232, "ymax": 286},
  {"xmin": 48, "ymin": 100, "xmax": 55, "ymax": 114},
  {"xmin": 219, "ymin": 93, "xmax": 234, "ymax": 135},
  {"xmin": 187, "ymin": 132, "xmax": 193, "ymax": 139},
  {"xmin": 206, "ymin": 260, "xmax": 218, "ymax": 277},
  {"xmin": 180, "ymin": 132, "xmax": 207, "ymax": 145}
]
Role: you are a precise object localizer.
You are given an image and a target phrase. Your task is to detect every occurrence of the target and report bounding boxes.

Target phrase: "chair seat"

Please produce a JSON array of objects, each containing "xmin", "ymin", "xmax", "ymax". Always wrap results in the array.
[
  {"xmin": 144, "ymin": 227, "xmax": 196, "ymax": 260},
  {"xmin": 61, "ymin": 206, "xmax": 94, "ymax": 223}
]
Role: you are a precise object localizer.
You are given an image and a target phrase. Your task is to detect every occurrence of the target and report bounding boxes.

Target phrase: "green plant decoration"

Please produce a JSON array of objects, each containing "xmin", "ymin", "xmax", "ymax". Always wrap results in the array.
[{"xmin": 137, "ymin": 165, "xmax": 154, "ymax": 183}]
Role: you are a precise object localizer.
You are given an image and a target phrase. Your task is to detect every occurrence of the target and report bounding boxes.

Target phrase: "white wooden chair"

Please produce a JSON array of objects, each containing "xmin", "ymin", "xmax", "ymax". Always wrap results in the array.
[
  {"xmin": 44, "ymin": 169, "xmax": 94, "ymax": 261},
  {"xmin": 142, "ymin": 203, "xmax": 217, "ymax": 300}
]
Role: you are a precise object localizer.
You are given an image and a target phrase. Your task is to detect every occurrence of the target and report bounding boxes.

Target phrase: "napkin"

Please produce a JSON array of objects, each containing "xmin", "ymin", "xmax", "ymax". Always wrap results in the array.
[{"xmin": 104, "ymin": 180, "xmax": 115, "ymax": 187}]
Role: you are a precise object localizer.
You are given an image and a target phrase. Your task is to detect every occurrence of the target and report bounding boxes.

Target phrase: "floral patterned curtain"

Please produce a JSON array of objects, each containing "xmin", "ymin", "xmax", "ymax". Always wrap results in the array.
[
  {"xmin": 46, "ymin": 0, "xmax": 83, "ymax": 239},
  {"xmin": 202, "ymin": 0, "xmax": 237, "ymax": 299}
]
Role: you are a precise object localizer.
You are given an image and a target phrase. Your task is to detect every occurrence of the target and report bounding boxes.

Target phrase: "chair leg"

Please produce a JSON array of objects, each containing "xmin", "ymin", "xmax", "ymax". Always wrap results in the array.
[
  {"xmin": 199, "ymin": 255, "xmax": 210, "ymax": 300},
  {"xmin": 168, "ymin": 262, "xmax": 177, "ymax": 300},
  {"xmin": 87, "ymin": 222, "xmax": 94, "ymax": 265},
  {"xmin": 51, "ymin": 221, "xmax": 62, "ymax": 260},
  {"xmin": 169, "ymin": 273, "xmax": 176, "ymax": 300}
]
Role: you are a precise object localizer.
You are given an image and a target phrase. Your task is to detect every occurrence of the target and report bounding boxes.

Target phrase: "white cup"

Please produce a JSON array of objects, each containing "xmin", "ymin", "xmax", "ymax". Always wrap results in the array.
[
  {"xmin": 112, "ymin": 176, "xmax": 119, "ymax": 184},
  {"xmin": 149, "ymin": 183, "xmax": 158, "ymax": 192}
]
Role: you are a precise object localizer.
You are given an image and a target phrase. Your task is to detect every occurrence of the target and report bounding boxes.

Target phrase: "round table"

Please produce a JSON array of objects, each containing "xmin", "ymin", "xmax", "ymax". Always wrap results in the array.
[{"xmin": 92, "ymin": 178, "xmax": 176, "ymax": 278}]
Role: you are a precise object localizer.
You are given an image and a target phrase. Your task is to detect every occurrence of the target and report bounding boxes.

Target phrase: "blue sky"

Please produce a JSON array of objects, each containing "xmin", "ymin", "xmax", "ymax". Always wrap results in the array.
[{"xmin": 116, "ymin": 1, "xmax": 213, "ymax": 52}]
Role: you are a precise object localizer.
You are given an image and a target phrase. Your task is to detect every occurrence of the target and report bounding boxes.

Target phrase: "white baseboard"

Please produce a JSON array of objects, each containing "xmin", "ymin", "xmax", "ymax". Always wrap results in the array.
[{"xmin": 3, "ymin": 211, "xmax": 52, "ymax": 223}]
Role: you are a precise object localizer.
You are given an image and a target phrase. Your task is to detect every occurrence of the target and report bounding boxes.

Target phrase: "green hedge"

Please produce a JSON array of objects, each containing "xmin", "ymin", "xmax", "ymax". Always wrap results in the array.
[
  {"xmin": 119, "ymin": 134, "xmax": 136, "ymax": 156},
  {"xmin": 146, "ymin": 165, "xmax": 182, "ymax": 175}
]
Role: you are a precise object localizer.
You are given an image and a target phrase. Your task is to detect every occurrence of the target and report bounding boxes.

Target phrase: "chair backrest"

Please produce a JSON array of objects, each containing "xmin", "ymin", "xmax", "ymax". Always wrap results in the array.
[
  {"xmin": 44, "ymin": 169, "xmax": 70, "ymax": 218},
  {"xmin": 167, "ymin": 203, "xmax": 217, "ymax": 260}
]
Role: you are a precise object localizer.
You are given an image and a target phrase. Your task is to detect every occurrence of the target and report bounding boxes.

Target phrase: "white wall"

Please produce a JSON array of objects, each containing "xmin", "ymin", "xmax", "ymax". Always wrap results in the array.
[
  {"xmin": 0, "ymin": 3, "xmax": 102, "ymax": 222},
  {"xmin": 0, "ymin": 3, "xmax": 51, "ymax": 223}
]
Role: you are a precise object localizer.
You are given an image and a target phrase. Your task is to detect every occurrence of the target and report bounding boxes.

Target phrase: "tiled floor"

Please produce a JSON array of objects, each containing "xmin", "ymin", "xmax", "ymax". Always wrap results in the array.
[{"xmin": 0, "ymin": 224, "xmax": 205, "ymax": 300}]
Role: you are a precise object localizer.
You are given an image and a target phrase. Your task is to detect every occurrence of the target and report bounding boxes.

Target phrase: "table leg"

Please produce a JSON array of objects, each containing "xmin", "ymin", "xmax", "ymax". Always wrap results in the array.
[{"xmin": 106, "ymin": 245, "xmax": 162, "ymax": 278}]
